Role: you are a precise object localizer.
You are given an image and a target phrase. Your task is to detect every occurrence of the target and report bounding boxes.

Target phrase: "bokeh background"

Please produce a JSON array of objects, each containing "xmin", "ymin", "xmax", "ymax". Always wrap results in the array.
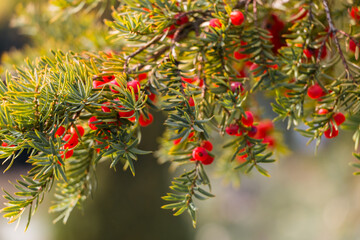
[{"xmin": 0, "ymin": 1, "xmax": 360, "ymax": 239}]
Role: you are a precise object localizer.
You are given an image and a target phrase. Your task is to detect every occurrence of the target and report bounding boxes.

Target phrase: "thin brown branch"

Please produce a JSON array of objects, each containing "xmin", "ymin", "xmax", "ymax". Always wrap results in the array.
[
  {"xmin": 322, "ymin": 0, "xmax": 353, "ymax": 80},
  {"xmin": 123, "ymin": 34, "xmax": 164, "ymax": 73},
  {"xmin": 337, "ymin": 29, "xmax": 360, "ymax": 49}
]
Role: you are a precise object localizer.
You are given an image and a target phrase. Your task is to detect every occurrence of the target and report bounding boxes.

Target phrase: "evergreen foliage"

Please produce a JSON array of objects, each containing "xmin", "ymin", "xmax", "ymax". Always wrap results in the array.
[{"xmin": 1, "ymin": 0, "xmax": 360, "ymax": 229}]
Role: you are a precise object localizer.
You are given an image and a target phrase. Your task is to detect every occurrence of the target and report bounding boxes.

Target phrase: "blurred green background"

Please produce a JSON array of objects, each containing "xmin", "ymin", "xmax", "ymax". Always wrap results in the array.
[{"xmin": 0, "ymin": 1, "xmax": 359, "ymax": 240}]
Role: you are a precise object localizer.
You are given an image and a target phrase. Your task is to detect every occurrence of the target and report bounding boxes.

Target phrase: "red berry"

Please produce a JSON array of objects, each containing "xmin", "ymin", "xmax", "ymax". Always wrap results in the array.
[
  {"xmin": 333, "ymin": 112, "xmax": 346, "ymax": 125},
  {"xmin": 188, "ymin": 132, "xmax": 195, "ymax": 139},
  {"xmin": 235, "ymin": 129, "xmax": 243, "ymax": 136},
  {"xmin": 102, "ymin": 75, "xmax": 115, "ymax": 82},
  {"xmin": 60, "ymin": 149, "xmax": 74, "ymax": 159},
  {"xmin": 316, "ymin": 47, "xmax": 327, "ymax": 59},
  {"xmin": 234, "ymin": 50, "xmax": 247, "ymax": 60},
  {"xmin": 127, "ymin": 80, "xmax": 141, "ymax": 94},
  {"xmin": 93, "ymin": 80, "xmax": 105, "ymax": 89},
  {"xmin": 350, "ymin": 39, "xmax": 357, "ymax": 52},
  {"xmin": 139, "ymin": 113, "xmax": 154, "ymax": 127},
  {"xmin": 201, "ymin": 155, "xmax": 214, "ymax": 165},
  {"xmin": 350, "ymin": 7, "xmax": 360, "ymax": 22},
  {"xmin": 324, "ymin": 125, "xmax": 339, "ymax": 138},
  {"xmin": 303, "ymin": 48, "xmax": 313, "ymax": 58},
  {"xmin": 226, "ymin": 124, "xmax": 239, "ymax": 135},
  {"xmin": 262, "ymin": 136, "xmax": 276, "ymax": 148},
  {"xmin": 188, "ymin": 97, "xmax": 195, "ymax": 107},
  {"xmin": 192, "ymin": 147, "xmax": 209, "ymax": 161},
  {"xmin": 256, "ymin": 120, "xmax": 274, "ymax": 139},
  {"xmin": 109, "ymin": 79, "xmax": 120, "ymax": 93},
  {"xmin": 1, "ymin": 142, "xmax": 15, "ymax": 147},
  {"xmin": 88, "ymin": 116, "xmax": 99, "ymax": 130},
  {"xmin": 138, "ymin": 73, "xmax": 148, "ymax": 81},
  {"xmin": 241, "ymin": 111, "xmax": 254, "ymax": 126},
  {"xmin": 249, "ymin": 63, "xmax": 259, "ymax": 72},
  {"xmin": 237, "ymin": 153, "xmax": 248, "ymax": 163},
  {"xmin": 318, "ymin": 109, "xmax": 329, "ymax": 115},
  {"xmin": 307, "ymin": 84, "xmax": 324, "ymax": 99},
  {"xmin": 230, "ymin": 11, "xmax": 244, "ymax": 26},
  {"xmin": 63, "ymin": 134, "xmax": 79, "ymax": 149},
  {"xmin": 101, "ymin": 102, "xmax": 111, "ymax": 113},
  {"xmin": 230, "ymin": 82, "xmax": 244, "ymax": 93},
  {"xmin": 119, "ymin": 110, "xmax": 134, "ymax": 118},
  {"xmin": 181, "ymin": 77, "xmax": 195, "ymax": 84},
  {"xmin": 247, "ymin": 126, "xmax": 258, "ymax": 137},
  {"xmin": 201, "ymin": 141, "xmax": 213, "ymax": 151},
  {"xmin": 148, "ymin": 92, "xmax": 156, "ymax": 101},
  {"xmin": 173, "ymin": 139, "xmax": 181, "ymax": 145},
  {"xmin": 55, "ymin": 126, "xmax": 66, "ymax": 137},
  {"xmin": 70, "ymin": 125, "xmax": 85, "ymax": 138},
  {"xmin": 175, "ymin": 13, "xmax": 189, "ymax": 25},
  {"xmin": 209, "ymin": 19, "xmax": 222, "ymax": 28},
  {"xmin": 164, "ymin": 25, "xmax": 176, "ymax": 39}
]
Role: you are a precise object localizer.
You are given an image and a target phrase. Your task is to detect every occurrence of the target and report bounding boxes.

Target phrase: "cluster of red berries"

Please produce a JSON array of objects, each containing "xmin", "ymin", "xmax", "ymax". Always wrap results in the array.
[
  {"xmin": 317, "ymin": 109, "xmax": 346, "ymax": 138},
  {"xmin": 91, "ymin": 73, "xmax": 155, "ymax": 128},
  {"xmin": 225, "ymin": 111, "xmax": 255, "ymax": 137},
  {"xmin": 225, "ymin": 113, "xmax": 275, "ymax": 145},
  {"xmin": 1, "ymin": 142, "xmax": 15, "ymax": 148},
  {"xmin": 165, "ymin": 13, "xmax": 189, "ymax": 39},
  {"xmin": 191, "ymin": 141, "xmax": 214, "ymax": 165},
  {"xmin": 236, "ymin": 120, "xmax": 275, "ymax": 163},
  {"xmin": 55, "ymin": 125, "xmax": 85, "ymax": 160},
  {"xmin": 350, "ymin": 6, "xmax": 360, "ymax": 23},
  {"xmin": 265, "ymin": 14, "xmax": 286, "ymax": 53},
  {"xmin": 209, "ymin": 10, "xmax": 244, "ymax": 29}
]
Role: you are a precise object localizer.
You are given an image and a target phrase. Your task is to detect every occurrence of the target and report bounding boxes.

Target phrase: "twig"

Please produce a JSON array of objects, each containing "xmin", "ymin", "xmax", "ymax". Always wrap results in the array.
[
  {"xmin": 124, "ymin": 34, "xmax": 164, "ymax": 73},
  {"xmin": 322, "ymin": 0, "xmax": 353, "ymax": 80},
  {"xmin": 253, "ymin": 0, "xmax": 258, "ymax": 27},
  {"xmin": 337, "ymin": 29, "xmax": 360, "ymax": 49}
]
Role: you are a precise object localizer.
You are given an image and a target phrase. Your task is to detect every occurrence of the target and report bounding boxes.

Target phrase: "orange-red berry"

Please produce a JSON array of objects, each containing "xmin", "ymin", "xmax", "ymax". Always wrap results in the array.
[
  {"xmin": 175, "ymin": 13, "xmax": 189, "ymax": 25},
  {"xmin": 60, "ymin": 149, "xmax": 74, "ymax": 159},
  {"xmin": 209, "ymin": 19, "xmax": 222, "ymax": 28},
  {"xmin": 63, "ymin": 134, "xmax": 79, "ymax": 149},
  {"xmin": 139, "ymin": 113, "xmax": 154, "ymax": 127},
  {"xmin": 226, "ymin": 124, "xmax": 239, "ymax": 135},
  {"xmin": 109, "ymin": 79, "xmax": 120, "ymax": 93},
  {"xmin": 318, "ymin": 109, "xmax": 329, "ymax": 115},
  {"xmin": 307, "ymin": 84, "xmax": 324, "ymax": 99},
  {"xmin": 324, "ymin": 125, "xmax": 339, "ymax": 138},
  {"xmin": 70, "ymin": 125, "xmax": 85, "ymax": 138},
  {"xmin": 230, "ymin": 11, "xmax": 244, "ymax": 26},
  {"xmin": 88, "ymin": 116, "xmax": 99, "ymax": 130},
  {"xmin": 201, "ymin": 141, "xmax": 213, "ymax": 151},
  {"xmin": 247, "ymin": 126, "xmax": 257, "ymax": 137},
  {"xmin": 127, "ymin": 80, "xmax": 141, "ymax": 94},
  {"xmin": 241, "ymin": 111, "xmax": 254, "ymax": 126},
  {"xmin": 55, "ymin": 126, "xmax": 66, "ymax": 137},
  {"xmin": 201, "ymin": 155, "xmax": 214, "ymax": 165},
  {"xmin": 102, "ymin": 75, "xmax": 115, "ymax": 82},
  {"xmin": 333, "ymin": 112, "xmax": 345, "ymax": 125},
  {"xmin": 192, "ymin": 147, "xmax": 209, "ymax": 161}
]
